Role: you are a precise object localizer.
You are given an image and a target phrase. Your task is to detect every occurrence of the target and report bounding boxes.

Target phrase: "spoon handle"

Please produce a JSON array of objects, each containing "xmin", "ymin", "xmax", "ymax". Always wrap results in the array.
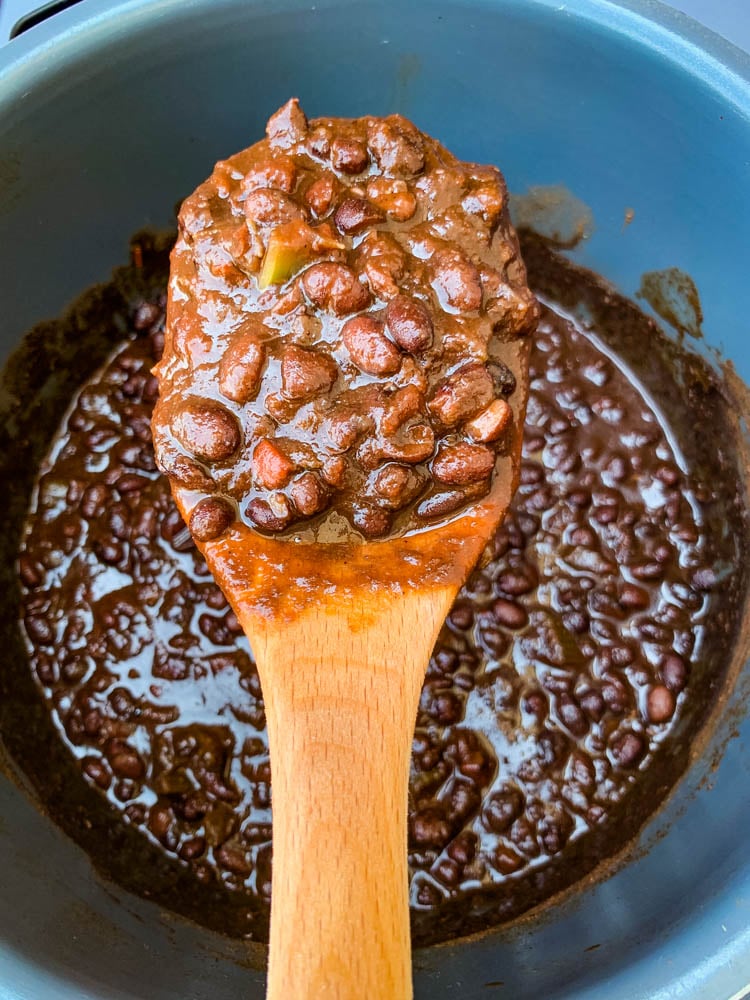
[{"xmin": 250, "ymin": 592, "xmax": 452, "ymax": 1000}]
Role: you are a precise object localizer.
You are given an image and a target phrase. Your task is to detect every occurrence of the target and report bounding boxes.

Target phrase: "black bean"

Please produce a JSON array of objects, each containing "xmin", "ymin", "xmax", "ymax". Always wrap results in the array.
[
  {"xmin": 94, "ymin": 539, "xmax": 123, "ymax": 565},
  {"xmin": 189, "ymin": 497, "xmax": 235, "ymax": 542},
  {"xmin": 619, "ymin": 584, "xmax": 649, "ymax": 610},
  {"xmin": 447, "ymin": 832, "xmax": 477, "ymax": 866},
  {"xmin": 83, "ymin": 757, "xmax": 111, "ymax": 789},
  {"xmin": 81, "ymin": 484, "xmax": 109, "ymax": 519},
  {"xmin": 539, "ymin": 813, "xmax": 573, "ymax": 855},
  {"xmin": 246, "ymin": 496, "xmax": 293, "ymax": 533},
  {"xmin": 661, "ymin": 653, "xmax": 689, "ymax": 693},
  {"xmin": 342, "ymin": 315, "xmax": 401, "ymax": 376},
  {"xmin": 496, "ymin": 566, "xmax": 537, "ymax": 596},
  {"xmin": 483, "ymin": 788, "xmax": 524, "ymax": 833},
  {"xmin": 434, "ymin": 858, "xmax": 461, "ymax": 886},
  {"xmin": 111, "ymin": 749, "xmax": 145, "ymax": 780},
  {"xmin": 557, "ymin": 694, "xmax": 588, "ymax": 737},
  {"xmin": 609, "ymin": 730, "xmax": 646, "ymax": 769},
  {"xmin": 523, "ymin": 690, "xmax": 548, "ymax": 720},
  {"xmin": 631, "ymin": 561, "xmax": 665, "ymax": 581},
  {"xmin": 385, "ymin": 295, "xmax": 433, "ymax": 353},
  {"xmin": 25, "ymin": 616, "xmax": 54, "ymax": 644},
  {"xmin": 579, "ymin": 689, "xmax": 605, "ymax": 722},
  {"xmin": 448, "ymin": 603, "xmax": 474, "ymax": 630},
  {"xmin": 494, "ymin": 845, "xmax": 524, "ymax": 874},
  {"xmin": 490, "ymin": 598, "xmax": 528, "ymax": 629},
  {"xmin": 179, "ymin": 837, "xmax": 207, "ymax": 861},
  {"xmin": 330, "ymin": 137, "xmax": 369, "ymax": 174},
  {"xmin": 215, "ymin": 844, "xmax": 252, "ymax": 876},
  {"xmin": 410, "ymin": 808, "xmax": 451, "ymax": 849},
  {"xmin": 647, "ymin": 684, "xmax": 676, "ymax": 723},
  {"xmin": 334, "ymin": 196, "xmax": 385, "ymax": 235},
  {"xmin": 427, "ymin": 690, "xmax": 463, "ymax": 725},
  {"xmin": 18, "ymin": 555, "xmax": 42, "ymax": 588},
  {"xmin": 172, "ymin": 402, "xmax": 241, "ymax": 463}
]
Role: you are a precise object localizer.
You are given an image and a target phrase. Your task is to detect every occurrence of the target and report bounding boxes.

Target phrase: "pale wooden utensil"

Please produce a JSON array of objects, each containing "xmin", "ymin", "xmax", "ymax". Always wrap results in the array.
[{"xmin": 167, "ymin": 369, "xmax": 527, "ymax": 1000}]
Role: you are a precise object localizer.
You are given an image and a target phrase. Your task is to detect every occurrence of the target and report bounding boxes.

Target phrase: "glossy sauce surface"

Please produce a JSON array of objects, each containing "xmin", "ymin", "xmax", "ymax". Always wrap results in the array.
[
  {"xmin": 152, "ymin": 102, "xmax": 537, "ymax": 547},
  {"xmin": 19, "ymin": 267, "xmax": 719, "ymax": 943}
]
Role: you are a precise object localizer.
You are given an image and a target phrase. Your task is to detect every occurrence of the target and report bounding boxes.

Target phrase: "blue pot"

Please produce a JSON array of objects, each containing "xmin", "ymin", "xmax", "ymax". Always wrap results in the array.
[{"xmin": 0, "ymin": 2, "xmax": 748, "ymax": 997}]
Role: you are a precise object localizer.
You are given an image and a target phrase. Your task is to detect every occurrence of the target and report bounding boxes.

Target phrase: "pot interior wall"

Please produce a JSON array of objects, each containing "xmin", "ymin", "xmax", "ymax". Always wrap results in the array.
[{"xmin": 0, "ymin": 1, "xmax": 749, "ymax": 998}]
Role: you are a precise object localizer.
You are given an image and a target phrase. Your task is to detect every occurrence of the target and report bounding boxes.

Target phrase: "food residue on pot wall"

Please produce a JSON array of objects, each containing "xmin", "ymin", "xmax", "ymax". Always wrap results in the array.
[
  {"xmin": 638, "ymin": 267, "xmax": 704, "ymax": 341},
  {"xmin": 509, "ymin": 185, "xmax": 594, "ymax": 249}
]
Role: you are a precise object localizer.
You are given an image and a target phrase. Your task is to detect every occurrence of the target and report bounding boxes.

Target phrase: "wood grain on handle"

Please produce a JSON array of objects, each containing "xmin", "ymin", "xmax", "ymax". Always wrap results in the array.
[{"xmin": 244, "ymin": 588, "xmax": 457, "ymax": 1000}]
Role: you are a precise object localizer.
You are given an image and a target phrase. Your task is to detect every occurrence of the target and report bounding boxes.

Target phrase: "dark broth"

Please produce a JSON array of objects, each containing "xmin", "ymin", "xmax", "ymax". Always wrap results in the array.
[{"xmin": 1, "ymin": 233, "xmax": 745, "ymax": 945}]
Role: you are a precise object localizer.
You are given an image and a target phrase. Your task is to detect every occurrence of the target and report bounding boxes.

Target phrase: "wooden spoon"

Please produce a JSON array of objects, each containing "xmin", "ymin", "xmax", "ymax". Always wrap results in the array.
[
  {"xmin": 164, "ymin": 364, "xmax": 528, "ymax": 1000},
  {"xmin": 152, "ymin": 100, "xmax": 536, "ymax": 1000}
]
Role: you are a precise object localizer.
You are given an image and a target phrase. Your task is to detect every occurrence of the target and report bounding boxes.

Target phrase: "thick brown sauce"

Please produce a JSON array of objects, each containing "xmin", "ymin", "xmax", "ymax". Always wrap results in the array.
[
  {"xmin": 13, "ymin": 236, "xmax": 741, "ymax": 946},
  {"xmin": 152, "ymin": 102, "xmax": 537, "ymax": 548}
]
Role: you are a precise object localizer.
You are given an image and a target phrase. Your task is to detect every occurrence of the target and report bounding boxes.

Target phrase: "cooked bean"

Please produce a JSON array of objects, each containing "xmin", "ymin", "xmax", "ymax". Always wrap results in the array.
[
  {"xmin": 80, "ymin": 483, "xmax": 109, "ymax": 519},
  {"xmin": 647, "ymin": 684, "xmax": 676, "ymax": 723},
  {"xmin": 366, "ymin": 177, "xmax": 417, "ymax": 221},
  {"xmin": 432, "ymin": 442, "xmax": 495, "ymax": 485},
  {"xmin": 411, "ymin": 807, "xmax": 451, "ymax": 848},
  {"xmin": 359, "ymin": 231, "xmax": 406, "ymax": 299},
  {"xmin": 429, "ymin": 363, "xmax": 494, "ymax": 427},
  {"xmin": 661, "ymin": 653, "xmax": 689, "ymax": 693},
  {"xmin": 156, "ymin": 449, "xmax": 214, "ymax": 490},
  {"xmin": 324, "ymin": 406, "xmax": 374, "ymax": 451},
  {"xmin": 243, "ymin": 155, "xmax": 297, "ymax": 194},
  {"xmin": 342, "ymin": 315, "xmax": 401, "ymax": 375},
  {"xmin": 25, "ymin": 615, "xmax": 54, "ymax": 645},
  {"xmin": 483, "ymin": 788, "xmax": 524, "ymax": 833},
  {"xmin": 115, "ymin": 473, "xmax": 148, "ymax": 494},
  {"xmin": 245, "ymin": 495, "xmax": 292, "ymax": 532},
  {"xmin": 609, "ymin": 730, "xmax": 646, "ymax": 769},
  {"xmin": 288, "ymin": 472, "xmax": 329, "ymax": 516},
  {"xmin": 384, "ymin": 295, "xmax": 434, "ymax": 353},
  {"xmin": 304, "ymin": 174, "xmax": 339, "ymax": 217},
  {"xmin": 19, "ymin": 555, "xmax": 42, "ymax": 588},
  {"xmin": 380, "ymin": 423, "xmax": 435, "ymax": 464},
  {"xmin": 172, "ymin": 402, "xmax": 240, "ymax": 462},
  {"xmin": 371, "ymin": 464, "xmax": 413, "ymax": 507},
  {"xmin": 431, "ymin": 248, "xmax": 483, "ymax": 312},
  {"xmin": 133, "ymin": 301, "xmax": 161, "ymax": 331},
  {"xmin": 280, "ymin": 345, "xmax": 338, "ymax": 400},
  {"xmin": 367, "ymin": 115, "xmax": 425, "ymax": 176},
  {"xmin": 218, "ymin": 330, "xmax": 265, "ymax": 403},
  {"xmin": 189, "ymin": 497, "xmax": 235, "ymax": 542},
  {"xmin": 491, "ymin": 598, "xmax": 528, "ymax": 629},
  {"xmin": 351, "ymin": 502, "xmax": 392, "ymax": 538},
  {"xmin": 301, "ymin": 262, "xmax": 371, "ymax": 315},
  {"xmin": 244, "ymin": 187, "xmax": 304, "ymax": 228},
  {"xmin": 83, "ymin": 758, "xmax": 112, "ymax": 790},
  {"xmin": 462, "ymin": 178, "xmax": 504, "ymax": 228},
  {"xmin": 330, "ymin": 137, "xmax": 369, "ymax": 174},
  {"xmin": 334, "ymin": 196, "xmax": 385, "ymax": 236},
  {"xmin": 382, "ymin": 384, "xmax": 424, "ymax": 435},
  {"xmin": 619, "ymin": 584, "xmax": 650, "ymax": 610},
  {"xmin": 416, "ymin": 488, "xmax": 471, "ymax": 521},
  {"xmin": 464, "ymin": 399, "xmax": 512, "ymax": 442},
  {"xmin": 111, "ymin": 749, "xmax": 145, "ymax": 780}
]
